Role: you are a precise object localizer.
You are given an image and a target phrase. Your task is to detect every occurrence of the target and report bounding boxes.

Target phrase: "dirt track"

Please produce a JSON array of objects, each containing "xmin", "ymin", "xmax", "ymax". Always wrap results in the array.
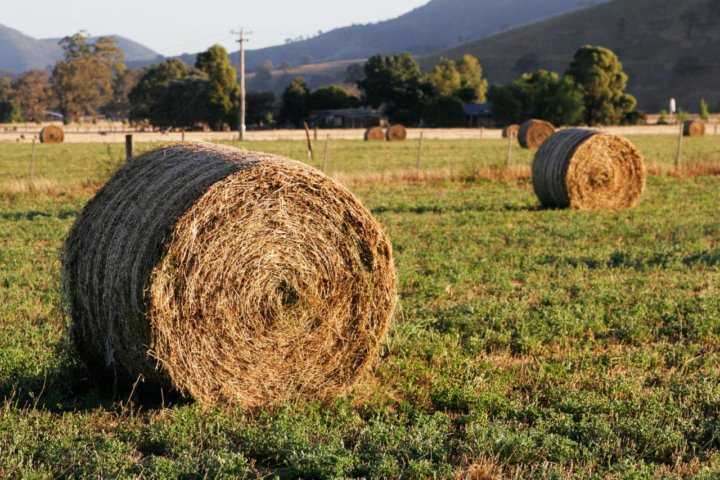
[{"xmin": 1, "ymin": 123, "xmax": 719, "ymax": 144}]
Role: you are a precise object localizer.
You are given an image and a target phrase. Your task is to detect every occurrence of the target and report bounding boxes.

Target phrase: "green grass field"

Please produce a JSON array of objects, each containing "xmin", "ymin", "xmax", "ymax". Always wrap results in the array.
[{"xmin": 1, "ymin": 137, "xmax": 719, "ymax": 478}]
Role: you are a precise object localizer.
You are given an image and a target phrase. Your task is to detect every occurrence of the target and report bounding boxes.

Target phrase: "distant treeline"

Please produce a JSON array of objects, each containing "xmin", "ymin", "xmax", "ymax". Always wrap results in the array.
[{"xmin": 0, "ymin": 32, "xmax": 715, "ymax": 130}]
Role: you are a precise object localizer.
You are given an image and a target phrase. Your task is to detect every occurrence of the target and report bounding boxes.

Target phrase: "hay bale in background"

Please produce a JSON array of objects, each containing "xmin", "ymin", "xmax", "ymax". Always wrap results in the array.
[
  {"xmin": 518, "ymin": 119, "xmax": 555, "ymax": 149},
  {"xmin": 502, "ymin": 124, "xmax": 520, "ymax": 139},
  {"xmin": 39, "ymin": 125, "xmax": 64, "ymax": 144},
  {"xmin": 532, "ymin": 129, "xmax": 645, "ymax": 210},
  {"xmin": 364, "ymin": 126, "xmax": 386, "ymax": 141},
  {"xmin": 386, "ymin": 124, "xmax": 407, "ymax": 142},
  {"xmin": 683, "ymin": 119, "xmax": 705, "ymax": 137},
  {"xmin": 63, "ymin": 142, "xmax": 397, "ymax": 407}
]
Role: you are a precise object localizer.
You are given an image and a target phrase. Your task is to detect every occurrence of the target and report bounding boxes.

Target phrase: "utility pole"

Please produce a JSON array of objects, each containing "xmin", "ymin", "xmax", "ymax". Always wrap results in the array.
[{"xmin": 232, "ymin": 28, "xmax": 252, "ymax": 141}]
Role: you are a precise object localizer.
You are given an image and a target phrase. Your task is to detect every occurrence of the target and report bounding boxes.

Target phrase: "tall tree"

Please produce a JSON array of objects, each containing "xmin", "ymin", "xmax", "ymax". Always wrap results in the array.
[
  {"xmin": 11, "ymin": 70, "xmax": 51, "ymax": 122},
  {"xmin": 281, "ymin": 77, "xmax": 309, "ymax": 126},
  {"xmin": 428, "ymin": 55, "xmax": 488, "ymax": 103},
  {"xmin": 129, "ymin": 59, "xmax": 194, "ymax": 120},
  {"xmin": 51, "ymin": 32, "xmax": 125, "ymax": 122},
  {"xmin": 102, "ymin": 68, "xmax": 143, "ymax": 120},
  {"xmin": 246, "ymin": 91, "xmax": 276, "ymax": 127},
  {"xmin": 531, "ymin": 70, "xmax": 584, "ymax": 126},
  {"xmin": 566, "ymin": 46, "xmax": 636, "ymax": 126},
  {"xmin": 307, "ymin": 85, "xmax": 359, "ymax": 111},
  {"xmin": 195, "ymin": 44, "xmax": 240, "ymax": 130},
  {"xmin": 358, "ymin": 53, "xmax": 432, "ymax": 124},
  {"xmin": 0, "ymin": 77, "xmax": 18, "ymax": 122}
]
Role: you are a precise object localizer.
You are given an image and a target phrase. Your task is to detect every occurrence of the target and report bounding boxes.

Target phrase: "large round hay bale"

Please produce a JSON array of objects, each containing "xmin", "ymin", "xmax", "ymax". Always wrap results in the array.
[
  {"xmin": 39, "ymin": 125, "xmax": 64, "ymax": 144},
  {"xmin": 683, "ymin": 119, "xmax": 705, "ymax": 137},
  {"xmin": 364, "ymin": 126, "xmax": 386, "ymax": 141},
  {"xmin": 63, "ymin": 142, "xmax": 397, "ymax": 406},
  {"xmin": 532, "ymin": 129, "xmax": 645, "ymax": 210},
  {"xmin": 518, "ymin": 119, "xmax": 555, "ymax": 149},
  {"xmin": 502, "ymin": 124, "xmax": 520, "ymax": 139},
  {"xmin": 386, "ymin": 124, "xmax": 407, "ymax": 141}
]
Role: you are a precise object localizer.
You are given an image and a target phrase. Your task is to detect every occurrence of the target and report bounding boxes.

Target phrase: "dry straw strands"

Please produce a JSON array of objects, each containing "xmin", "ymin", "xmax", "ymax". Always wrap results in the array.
[
  {"xmin": 364, "ymin": 126, "xmax": 386, "ymax": 141},
  {"xmin": 519, "ymin": 119, "xmax": 555, "ymax": 149},
  {"xmin": 63, "ymin": 142, "xmax": 397, "ymax": 407},
  {"xmin": 683, "ymin": 119, "xmax": 705, "ymax": 137},
  {"xmin": 532, "ymin": 129, "xmax": 645, "ymax": 210},
  {"xmin": 39, "ymin": 125, "xmax": 64, "ymax": 144},
  {"xmin": 502, "ymin": 124, "xmax": 520, "ymax": 139},
  {"xmin": 386, "ymin": 124, "xmax": 407, "ymax": 141}
]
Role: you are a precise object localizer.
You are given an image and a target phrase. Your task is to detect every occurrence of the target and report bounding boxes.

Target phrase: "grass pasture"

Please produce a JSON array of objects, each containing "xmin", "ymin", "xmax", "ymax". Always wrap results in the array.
[{"xmin": 1, "ymin": 136, "xmax": 720, "ymax": 478}]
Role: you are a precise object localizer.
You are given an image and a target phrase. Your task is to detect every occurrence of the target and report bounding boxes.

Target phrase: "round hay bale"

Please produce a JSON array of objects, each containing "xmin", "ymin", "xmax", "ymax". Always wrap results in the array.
[
  {"xmin": 683, "ymin": 119, "xmax": 705, "ymax": 137},
  {"xmin": 39, "ymin": 125, "xmax": 64, "ymax": 144},
  {"xmin": 63, "ymin": 142, "xmax": 397, "ymax": 407},
  {"xmin": 502, "ymin": 124, "xmax": 520, "ymax": 139},
  {"xmin": 532, "ymin": 129, "xmax": 645, "ymax": 210},
  {"xmin": 364, "ymin": 126, "xmax": 386, "ymax": 141},
  {"xmin": 518, "ymin": 119, "xmax": 555, "ymax": 149},
  {"xmin": 386, "ymin": 124, "xmax": 407, "ymax": 141}
]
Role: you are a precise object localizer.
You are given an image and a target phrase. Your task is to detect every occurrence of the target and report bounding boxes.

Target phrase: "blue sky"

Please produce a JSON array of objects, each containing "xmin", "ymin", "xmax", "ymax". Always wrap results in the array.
[{"xmin": 5, "ymin": 0, "xmax": 429, "ymax": 55}]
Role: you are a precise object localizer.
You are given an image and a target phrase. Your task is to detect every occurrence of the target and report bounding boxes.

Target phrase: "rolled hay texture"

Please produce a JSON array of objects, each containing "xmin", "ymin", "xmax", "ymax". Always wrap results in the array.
[
  {"xmin": 364, "ymin": 126, "xmax": 386, "ymax": 141},
  {"xmin": 502, "ymin": 124, "xmax": 520, "ymax": 139},
  {"xmin": 63, "ymin": 142, "xmax": 397, "ymax": 407},
  {"xmin": 683, "ymin": 119, "xmax": 705, "ymax": 137},
  {"xmin": 39, "ymin": 125, "xmax": 64, "ymax": 144},
  {"xmin": 518, "ymin": 119, "xmax": 555, "ymax": 149},
  {"xmin": 532, "ymin": 129, "xmax": 645, "ymax": 210},
  {"xmin": 386, "ymin": 124, "xmax": 407, "ymax": 141}
]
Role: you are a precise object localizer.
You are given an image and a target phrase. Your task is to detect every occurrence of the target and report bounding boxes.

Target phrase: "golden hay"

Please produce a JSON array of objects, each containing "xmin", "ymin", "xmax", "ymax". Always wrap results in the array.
[
  {"xmin": 502, "ymin": 124, "xmax": 520, "ymax": 139},
  {"xmin": 39, "ymin": 125, "xmax": 64, "ymax": 144},
  {"xmin": 518, "ymin": 119, "xmax": 555, "ymax": 149},
  {"xmin": 532, "ymin": 129, "xmax": 645, "ymax": 210},
  {"xmin": 683, "ymin": 119, "xmax": 705, "ymax": 137},
  {"xmin": 63, "ymin": 142, "xmax": 397, "ymax": 407},
  {"xmin": 386, "ymin": 124, "xmax": 407, "ymax": 141},
  {"xmin": 364, "ymin": 126, "xmax": 386, "ymax": 141}
]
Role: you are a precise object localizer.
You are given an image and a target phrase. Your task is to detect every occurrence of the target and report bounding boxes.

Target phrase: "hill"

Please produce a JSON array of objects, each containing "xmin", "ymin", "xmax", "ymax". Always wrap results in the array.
[
  {"xmin": 0, "ymin": 24, "xmax": 160, "ymax": 73},
  {"xmin": 230, "ymin": 0, "xmax": 611, "ymax": 70},
  {"xmin": 421, "ymin": 0, "xmax": 720, "ymax": 112}
]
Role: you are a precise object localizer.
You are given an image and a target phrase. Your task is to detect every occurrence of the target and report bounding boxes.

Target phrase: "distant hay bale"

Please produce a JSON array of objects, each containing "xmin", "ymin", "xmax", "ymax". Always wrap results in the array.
[
  {"xmin": 502, "ymin": 124, "xmax": 520, "ymax": 139},
  {"xmin": 532, "ymin": 129, "xmax": 645, "ymax": 210},
  {"xmin": 518, "ymin": 119, "xmax": 555, "ymax": 149},
  {"xmin": 39, "ymin": 125, "xmax": 64, "ymax": 144},
  {"xmin": 63, "ymin": 142, "xmax": 397, "ymax": 407},
  {"xmin": 386, "ymin": 124, "xmax": 407, "ymax": 141},
  {"xmin": 683, "ymin": 119, "xmax": 705, "ymax": 137},
  {"xmin": 364, "ymin": 126, "xmax": 386, "ymax": 141}
]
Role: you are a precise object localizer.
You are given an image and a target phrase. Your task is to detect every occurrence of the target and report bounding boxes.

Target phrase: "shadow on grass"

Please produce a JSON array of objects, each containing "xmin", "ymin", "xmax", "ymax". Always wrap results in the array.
[
  {"xmin": 1, "ymin": 209, "xmax": 78, "ymax": 221},
  {"xmin": 372, "ymin": 203, "xmax": 541, "ymax": 215},
  {"xmin": 0, "ymin": 342, "xmax": 188, "ymax": 413}
]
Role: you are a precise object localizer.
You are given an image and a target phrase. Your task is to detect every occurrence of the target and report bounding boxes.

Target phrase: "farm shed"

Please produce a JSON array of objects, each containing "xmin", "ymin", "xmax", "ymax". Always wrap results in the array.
[{"xmin": 464, "ymin": 102, "xmax": 494, "ymax": 127}]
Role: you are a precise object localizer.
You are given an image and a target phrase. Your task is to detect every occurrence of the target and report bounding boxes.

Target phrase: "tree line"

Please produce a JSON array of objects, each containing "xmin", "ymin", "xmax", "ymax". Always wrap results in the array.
[{"xmin": 1, "ymin": 32, "xmax": 714, "ymax": 130}]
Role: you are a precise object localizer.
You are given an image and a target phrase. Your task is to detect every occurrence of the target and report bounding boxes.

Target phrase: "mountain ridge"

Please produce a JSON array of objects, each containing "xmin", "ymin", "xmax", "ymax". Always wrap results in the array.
[{"xmin": 0, "ymin": 23, "xmax": 160, "ymax": 73}]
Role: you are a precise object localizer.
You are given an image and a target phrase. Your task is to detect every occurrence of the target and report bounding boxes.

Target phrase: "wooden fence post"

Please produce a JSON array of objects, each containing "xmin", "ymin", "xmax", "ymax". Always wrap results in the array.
[
  {"xmin": 126, "ymin": 134, "xmax": 134, "ymax": 162},
  {"xmin": 416, "ymin": 131, "xmax": 424, "ymax": 173}
]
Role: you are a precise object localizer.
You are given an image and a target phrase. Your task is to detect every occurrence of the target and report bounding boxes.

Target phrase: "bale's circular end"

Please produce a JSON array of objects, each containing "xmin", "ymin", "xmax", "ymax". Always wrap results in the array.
[
  {"xmin": 39, "ymin": 125, "xmax": 64, "ymax": 144},
  {"xmin": 386, "ymin": 124, "xmax": 407, "ymax": 141},
  {"xmin": 364, "ymin": 126, "xmax": 386, "ymax": 141},
  {"xmin": 63, "ymin": 142, "xmax": 397, "ymax": 407},
  {"xmin": 532, "ymin": 129, "xmax": 645, "ymax": 210},
  {"xmin": 683, "ymin": 119, "xmax": 705, "ymax": 137},
  {"xmin": 519, "ymin": 119, "xmax": 555, "ymax": 149},
  {"xmin": 502, "ymin": 124, "xmax": 520, "ymax": 139}
]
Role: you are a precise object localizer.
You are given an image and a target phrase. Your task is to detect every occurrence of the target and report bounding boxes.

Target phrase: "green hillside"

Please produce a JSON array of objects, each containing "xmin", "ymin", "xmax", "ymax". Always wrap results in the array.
[{"xmin": 421, "ymin": 0, "xmax": 720, "ymax": 112}]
